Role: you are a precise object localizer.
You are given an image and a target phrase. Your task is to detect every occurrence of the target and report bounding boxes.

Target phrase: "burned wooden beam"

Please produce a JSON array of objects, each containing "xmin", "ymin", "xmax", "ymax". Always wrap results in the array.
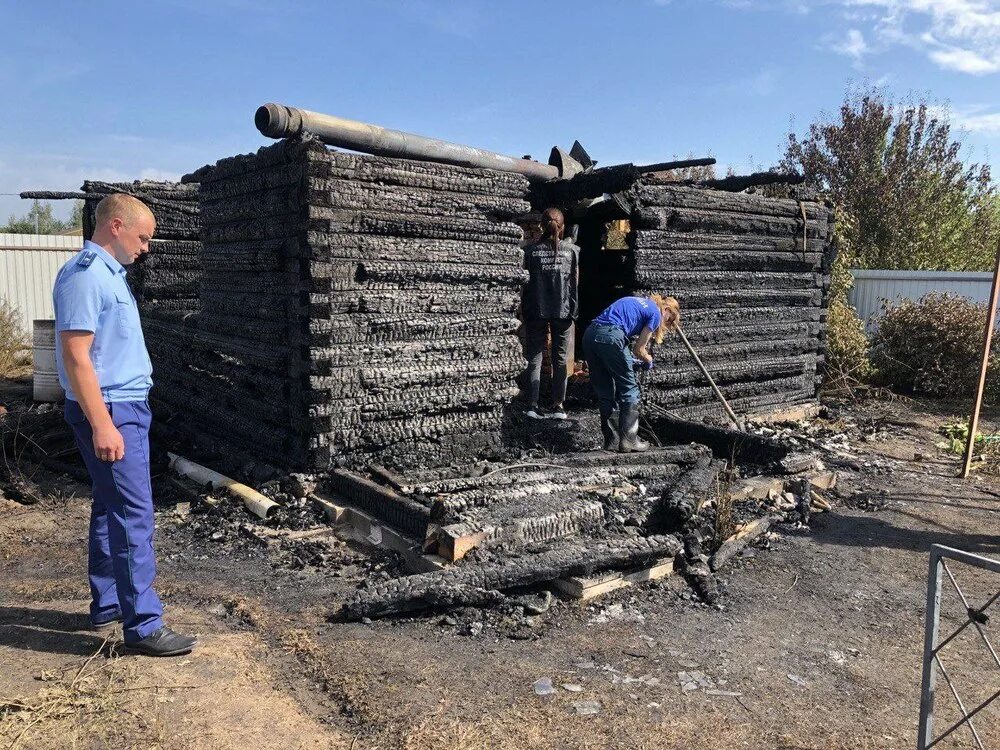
[
  {"xmin": 335, "ymin": 534, "xmax": 683, "ymax": 621},
  {"xmin": 688, "ymin": 171, "xmax": 806, "ymax": 192}
]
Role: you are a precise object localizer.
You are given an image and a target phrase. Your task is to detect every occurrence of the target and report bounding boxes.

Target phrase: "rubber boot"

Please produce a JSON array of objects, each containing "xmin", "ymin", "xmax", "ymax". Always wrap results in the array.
[
  {"xmin": 618, "ymin": 402, "xmax": 649, "ymax": 453},
  {"xmin": 600, "ymin": 408, "xmax": 619, "ymax": 451}
]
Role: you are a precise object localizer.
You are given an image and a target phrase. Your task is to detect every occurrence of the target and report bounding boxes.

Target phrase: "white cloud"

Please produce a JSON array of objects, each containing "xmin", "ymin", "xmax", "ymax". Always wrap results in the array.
[
  {"xmin": 831, "ymin": 27, "xmax": 870, "ymax": 59},
  {"xmin": 700, "ymin": 0, "xmax": 1000, "ymax": 75},
  {"xmin": 950, "ymin": 107, "xmax": 1000, "ymax": 136},
  {"xmin": 928, "ymin": 46, "xmax": 1000, "ymax": 74},
  {"xmin": 844, "ymin": 0, "xmax": 1000, "ymax": 75}
]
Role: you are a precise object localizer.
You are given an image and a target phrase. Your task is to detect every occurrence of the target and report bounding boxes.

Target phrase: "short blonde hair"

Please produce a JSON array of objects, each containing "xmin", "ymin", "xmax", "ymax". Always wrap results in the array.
[
  {"xmin": 649, "ymin": 293, "xmax": 680, "ymax": 344},
  {"xmin": 94, "ymin": 193, "xmax": 156, "ymax": 229}
]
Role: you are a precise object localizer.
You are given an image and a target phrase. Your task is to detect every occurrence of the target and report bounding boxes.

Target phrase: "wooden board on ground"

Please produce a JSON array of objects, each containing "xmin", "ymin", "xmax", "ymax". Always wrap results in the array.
[
  {"xmin": 553, "ymin": 558, "xmax": 674, "ymax": 601},
  {"xmin": 709, "ymin": 515, "xmax": 776, "ymax": 572},
  {"xmin": 310, "ymin": 492, "xmax": 446, "ymax": 574},
  {"xmin": 752, "ymin": 402, "xmax": 821, "ymax": 424}
]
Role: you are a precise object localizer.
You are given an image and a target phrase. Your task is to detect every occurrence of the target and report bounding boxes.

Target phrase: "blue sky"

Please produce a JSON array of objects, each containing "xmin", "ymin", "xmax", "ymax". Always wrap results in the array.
[{"xmin": 2, "ymin": 0, "xmax": 998, "ymax": 221}]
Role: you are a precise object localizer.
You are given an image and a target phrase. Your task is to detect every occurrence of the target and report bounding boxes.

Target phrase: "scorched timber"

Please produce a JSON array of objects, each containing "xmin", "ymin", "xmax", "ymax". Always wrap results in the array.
[
  {"xmin": 633, "ymin": 207, "xmax": 828, "ymax": 238},
  {"xmin": 335, "ymin": 534, "xmax": 683, "ymax": 621},
  {"xmin": 633, "ymin": 184, "xmax": 829, "ymax": 219}
]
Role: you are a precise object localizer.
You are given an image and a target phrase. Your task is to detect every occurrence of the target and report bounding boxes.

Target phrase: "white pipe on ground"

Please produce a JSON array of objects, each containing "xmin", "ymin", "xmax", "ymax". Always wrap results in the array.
[{"xmin": 167, "ymin": 452, "xmax": 279, "ymax": 520}]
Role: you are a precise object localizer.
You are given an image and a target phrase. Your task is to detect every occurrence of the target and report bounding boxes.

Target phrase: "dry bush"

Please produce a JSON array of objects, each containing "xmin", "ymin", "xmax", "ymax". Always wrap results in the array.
[
  {"xmin": 871, "ymin": 292, "xmax": 1000, "ymax": 400},
  {"xmin": 0, "ymin": 298, "xmax": 30, "ymax": 378}
]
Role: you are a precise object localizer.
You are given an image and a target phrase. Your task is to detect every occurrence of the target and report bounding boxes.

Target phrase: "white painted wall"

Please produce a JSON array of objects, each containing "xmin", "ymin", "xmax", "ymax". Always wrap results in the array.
[
  {"xmin": 849, "ymin": 269, "xmax": 996, "ymax": 330},
  {"xmin": 0, "ymin": 233, "xmax": 80, "ymax": 334}
]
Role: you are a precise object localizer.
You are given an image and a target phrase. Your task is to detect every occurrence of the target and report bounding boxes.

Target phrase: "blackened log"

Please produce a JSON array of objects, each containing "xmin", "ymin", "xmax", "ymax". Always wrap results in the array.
[
  {"xmin": 683, "ymin": 171, "xmax": 806, "ymax": 192},
  {"xmin": 632, "ymin": 183, "xmax": 826, "ymax": 219},
  {"xmin": 335, "ymin": 534, "xmax": 683, "ymax": 620}
]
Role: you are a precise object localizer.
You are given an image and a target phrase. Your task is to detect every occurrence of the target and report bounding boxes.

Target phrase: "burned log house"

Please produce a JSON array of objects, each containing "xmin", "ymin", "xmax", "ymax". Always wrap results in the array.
[{"xmin": 27, "ymin": 109, "xmax": 834, "ymax": 608}]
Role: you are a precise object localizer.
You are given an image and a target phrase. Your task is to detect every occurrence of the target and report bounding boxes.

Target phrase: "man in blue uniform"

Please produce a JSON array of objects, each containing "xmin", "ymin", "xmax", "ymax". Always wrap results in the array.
[{"xmin": 53, "ymin": 193, "xmax": 196, "ymax": 657}]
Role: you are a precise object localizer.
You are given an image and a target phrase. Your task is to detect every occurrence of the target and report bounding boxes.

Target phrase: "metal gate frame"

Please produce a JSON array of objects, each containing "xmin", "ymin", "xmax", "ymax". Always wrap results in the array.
[{"xmin": 918, "ymin": 544, "xmax": 1000, "ymax": 749}]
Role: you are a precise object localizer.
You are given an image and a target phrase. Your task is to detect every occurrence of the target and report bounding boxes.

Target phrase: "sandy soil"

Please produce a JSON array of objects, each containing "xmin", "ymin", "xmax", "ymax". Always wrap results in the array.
[{"xmin": 1, "ymin": 396, "xmax": 999, "ymax": 749}]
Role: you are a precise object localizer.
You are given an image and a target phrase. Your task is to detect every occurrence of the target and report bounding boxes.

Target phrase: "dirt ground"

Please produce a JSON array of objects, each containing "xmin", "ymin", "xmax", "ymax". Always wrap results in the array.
[{"xmin": 2, "ymin": 394, "xmax": 999, "ymax": 749}]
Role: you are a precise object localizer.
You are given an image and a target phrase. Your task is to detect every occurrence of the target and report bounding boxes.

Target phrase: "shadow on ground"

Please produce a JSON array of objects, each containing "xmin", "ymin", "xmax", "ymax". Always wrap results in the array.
[{"xmin": 0, "ymin": 605, "xmax": 107, "ymax": 656}]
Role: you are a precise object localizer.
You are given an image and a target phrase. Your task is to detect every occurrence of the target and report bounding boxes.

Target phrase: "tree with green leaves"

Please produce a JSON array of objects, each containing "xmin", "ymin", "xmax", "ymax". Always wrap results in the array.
[
  {"xmin": 781, "ymin": 92, "xmax": 1000, "ymax": 272},
  {"xmin": 2, "ymin": 199, "xmax": 83, "ymax": 235}
]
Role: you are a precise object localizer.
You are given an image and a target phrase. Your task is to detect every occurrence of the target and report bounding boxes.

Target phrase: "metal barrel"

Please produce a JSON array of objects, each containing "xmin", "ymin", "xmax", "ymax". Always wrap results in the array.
[
  {"xmin": 32, "ymin": 319, "xmax": 62, "ymax": 403},
  {"xmin": 255, "ymin": 102, "xmax": 560, "ymax": 182}
]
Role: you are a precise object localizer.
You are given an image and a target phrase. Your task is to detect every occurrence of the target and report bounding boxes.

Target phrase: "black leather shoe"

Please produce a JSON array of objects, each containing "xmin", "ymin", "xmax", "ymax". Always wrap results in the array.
[
  {"xmin": 91, "ymin": 610, "xmax": 123, "ymax": 630},
  {"xmin": 124, "ymin": 626, "xmax": 197, "ymax": 657}
]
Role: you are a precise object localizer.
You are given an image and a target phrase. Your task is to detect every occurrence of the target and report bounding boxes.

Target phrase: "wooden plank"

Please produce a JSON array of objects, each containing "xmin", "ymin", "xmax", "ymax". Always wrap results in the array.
[
  {"xmin": 430, "ymin": 524, "xmax": 493, "ymax": 563},
  {"xmin": 709, "ymin": 515, "xmax": 776, "ymax": 572},
  {"xmin": 730, "ymin": 476, "xmax": 784, "ymax": 501},
  {"xmin": 750, "ymin": 402, "xmax": 821, "ymax": 424},
  {"xmin": 553, "ymin": 558, "xmax": 674, "ymax": 601},
  {"xmin": 310, "ymin": 492, "xmax": 446, "ymax": 574}
]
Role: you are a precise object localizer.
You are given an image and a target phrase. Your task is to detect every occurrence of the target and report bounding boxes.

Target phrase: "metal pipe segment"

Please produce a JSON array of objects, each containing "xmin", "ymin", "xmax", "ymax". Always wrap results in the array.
[{"xmin": 255, "ymin": 102, "xmax": 560, "ymax": 182}]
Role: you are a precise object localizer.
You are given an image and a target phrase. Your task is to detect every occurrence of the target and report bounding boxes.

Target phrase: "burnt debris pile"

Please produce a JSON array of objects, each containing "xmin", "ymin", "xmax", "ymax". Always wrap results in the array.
[
  {"xmin": 628, "ymin": 181, "xmax": 834, "ymax": 421},
  {"xmin": 328, "ymin": 443, "xmax": 728, "ymax": 619},
  {"xmin": 147, "ymin": 135, "xmax": 531, "ymax": 471}
]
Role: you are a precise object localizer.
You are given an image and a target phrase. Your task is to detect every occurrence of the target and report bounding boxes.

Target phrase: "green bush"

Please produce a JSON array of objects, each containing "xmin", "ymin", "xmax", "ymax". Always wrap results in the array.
[
  {"xmin": 822, "ymin": 213, "xmax": 872, "ymax": 391},
  {"xmin": 826, "ymin": 297, "xmax": 872, "ymax": 389},
  {"xmin": 871, "ymin": 292, "xmax": 999, "ymax": 399}
]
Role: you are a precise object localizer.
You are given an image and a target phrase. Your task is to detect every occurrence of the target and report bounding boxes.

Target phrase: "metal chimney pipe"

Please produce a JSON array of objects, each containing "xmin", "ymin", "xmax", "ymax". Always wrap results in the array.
[{"xmin": 255, "ymin": 103, "xmax": 560, "ymax": 182}]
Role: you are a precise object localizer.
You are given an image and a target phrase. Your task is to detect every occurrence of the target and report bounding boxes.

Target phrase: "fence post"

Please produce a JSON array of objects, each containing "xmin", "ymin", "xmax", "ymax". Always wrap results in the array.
[
  {"xmin": 961, "ymin": 239, "xmax": 1000, "ymax": 478},
  {"xmin": 917, "ymin": 546, "xmax": 943, "ymax": 749}
]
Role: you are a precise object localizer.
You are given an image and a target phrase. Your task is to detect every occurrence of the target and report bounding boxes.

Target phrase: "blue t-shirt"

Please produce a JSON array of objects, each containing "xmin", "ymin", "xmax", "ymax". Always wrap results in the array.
[
  {"xmin": 53, "ymin": 240, "xmax": 153, "ymax": 402},
  {"xmin": 592, "ymin": 297, "xmax": 662, "ymax": 338}
]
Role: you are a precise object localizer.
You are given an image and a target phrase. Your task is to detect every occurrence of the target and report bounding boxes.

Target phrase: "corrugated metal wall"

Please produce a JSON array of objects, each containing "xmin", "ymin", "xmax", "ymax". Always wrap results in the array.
[
  {"xmin": 0, "ymin": 233, "xmax": 80, "ymax": 334},
  {"xmin": 849, "ymin": 269, "xmax": 996, "ymax": 330}
]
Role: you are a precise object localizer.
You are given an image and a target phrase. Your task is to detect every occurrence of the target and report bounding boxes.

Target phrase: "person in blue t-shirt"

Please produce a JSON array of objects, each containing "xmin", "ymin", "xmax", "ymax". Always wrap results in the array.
[
  {"xmin": 583, "ymin": 294, "xmax": 680, "ymax": 452},
  {"xmin": 54, "ymin": 193, "xmax": 196, "ymax": 658}
]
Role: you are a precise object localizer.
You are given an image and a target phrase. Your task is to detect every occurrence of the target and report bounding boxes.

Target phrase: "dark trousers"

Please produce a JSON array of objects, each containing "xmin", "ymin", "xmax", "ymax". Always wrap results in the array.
[
  {"xmin": 523, "ymin": 318, "xmax": 573, "ymax": 407},
  {"xmin": 582, "ymin": 322, "xmax": 640, "ymax": 418},
  {"xmin": 65, "ymin": 399, "xmax": 164, "ymax": 642}
]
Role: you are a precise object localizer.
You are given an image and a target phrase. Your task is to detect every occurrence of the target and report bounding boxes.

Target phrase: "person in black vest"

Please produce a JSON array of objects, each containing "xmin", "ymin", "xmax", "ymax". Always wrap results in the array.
[{"xmin": 521, "ymin": 207, "xmax": 579, "ymax": 420}]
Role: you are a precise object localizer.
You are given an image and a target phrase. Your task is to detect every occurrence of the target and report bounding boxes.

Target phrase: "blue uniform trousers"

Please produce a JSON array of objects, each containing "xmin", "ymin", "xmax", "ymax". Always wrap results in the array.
[
  {"xmin": 64, "ymin": 399, "xmax": 164, "ymax": 642},
  {"xmin": 583, "ymin": 322, "xmax": 641, "ymax": 419}
]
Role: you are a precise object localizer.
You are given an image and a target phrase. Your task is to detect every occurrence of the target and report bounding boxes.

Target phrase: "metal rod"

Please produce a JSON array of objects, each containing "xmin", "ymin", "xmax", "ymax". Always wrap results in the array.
[
  {"xmin": 638, "ymin": 157, "xmax": 717, "ymax": 173},
  {"xmin": 961, "ymin": 238, "xmax": 1000, "ymax": 478},
  {"xmin": 918, "ymin": 547, "xmax": 944, "ymax": 749},
  {"xmin": 255, "ymin": 102, "xmax": 560, "ymax": 182},
  {"xmin": 675, "ymin": 326, "xmax": 742, "ymax": 430}
]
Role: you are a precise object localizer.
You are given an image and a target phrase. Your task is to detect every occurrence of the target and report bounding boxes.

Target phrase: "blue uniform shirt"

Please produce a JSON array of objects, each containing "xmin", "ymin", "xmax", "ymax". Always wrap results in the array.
[
  {"xmin": 53, "ymin": 240, "xmax": 153, "ymax": 402},
  {"xmin": 592, "ymin": 296, "xmax": 662, "ymax": 338}
]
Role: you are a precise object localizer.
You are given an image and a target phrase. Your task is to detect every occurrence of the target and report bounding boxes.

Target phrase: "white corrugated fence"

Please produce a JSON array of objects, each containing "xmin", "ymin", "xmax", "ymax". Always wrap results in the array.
[
  {"xmin": 0, "ymin": 233, "xmax": 80, "ymax": 334},
  {"xmin": 849, "ymin": 269, "xmax": 997, "ymax": 330}
]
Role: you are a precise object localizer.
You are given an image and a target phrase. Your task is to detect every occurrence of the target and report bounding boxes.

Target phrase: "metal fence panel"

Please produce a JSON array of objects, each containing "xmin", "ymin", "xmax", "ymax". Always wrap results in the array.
[
  {"xmin": 849, "ymin": 270, "xmax": 998, "ymax": 331},
  {"xmin": 917, "ymin": 544, "xmax": 1000, "ymax": 749},
  {"xmin": 0, "ymin": 233, "xmax": 80, "ymax": 334}
]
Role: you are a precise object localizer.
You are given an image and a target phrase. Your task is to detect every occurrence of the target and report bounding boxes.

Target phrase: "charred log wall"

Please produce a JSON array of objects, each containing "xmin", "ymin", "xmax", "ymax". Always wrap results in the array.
[
  {"xmin": 629, "ymin": 180, "xmax": 835, "ymax": 419},
  {"xmin": 80, "ymin": 180, "xmax": 202, "ymax": 323},
  {"xmin": 154, "ymin": 136, "xmax": 530, "ymax": 470}
]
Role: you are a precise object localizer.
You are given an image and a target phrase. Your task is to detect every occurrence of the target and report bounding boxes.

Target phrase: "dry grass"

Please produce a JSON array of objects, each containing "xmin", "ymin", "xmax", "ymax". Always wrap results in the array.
[
  {"xmin": 0, "ymin": 299, "xmax": 30, "ymax": 380},
  {"xmin": 0, "ymin": 635, "xmax": 173, "ymax": 750},
  {"xmin": 713, "ymin": 463, "xmax": 737, "ymax": 549}
]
